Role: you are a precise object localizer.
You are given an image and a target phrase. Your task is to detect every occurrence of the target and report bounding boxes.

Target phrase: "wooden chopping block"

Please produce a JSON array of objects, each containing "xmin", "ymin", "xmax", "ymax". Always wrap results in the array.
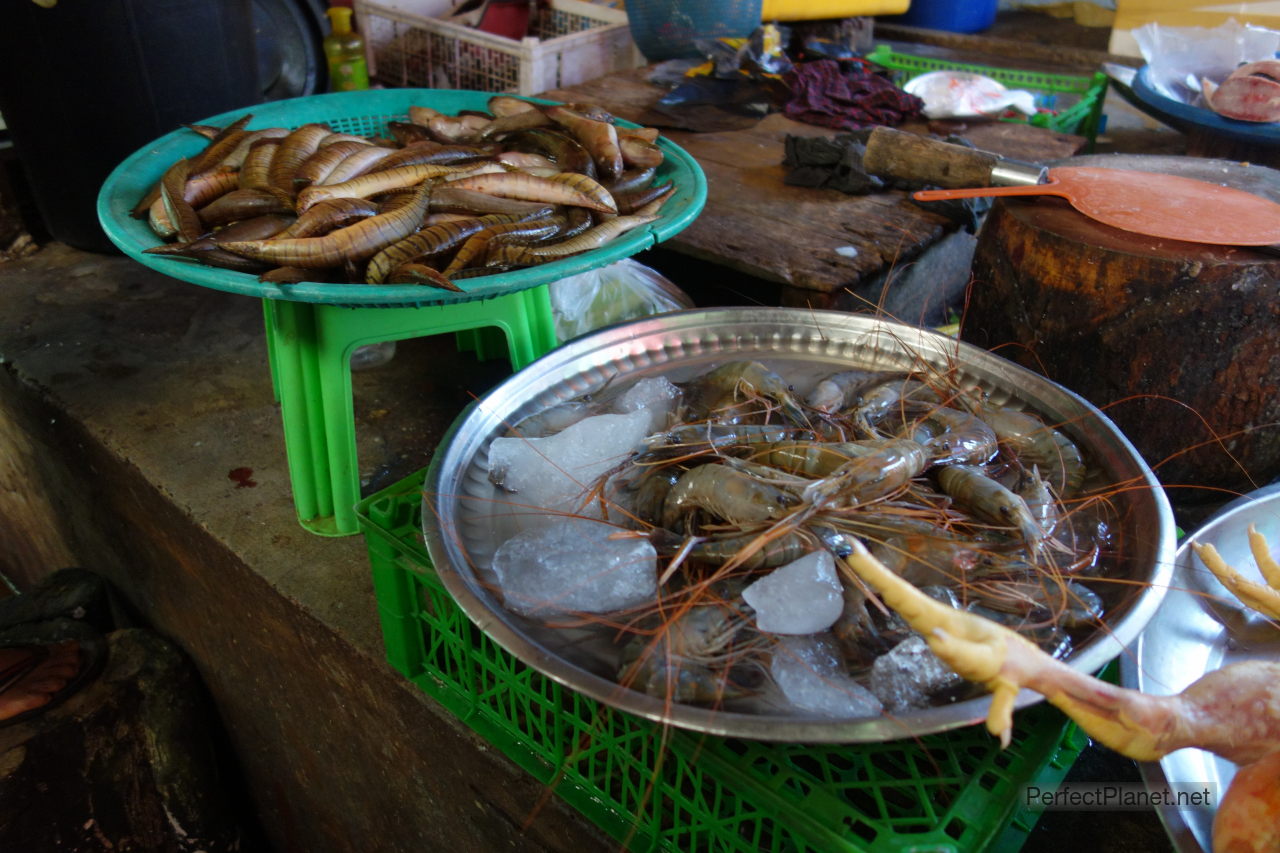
[{"xmin": 961, "ymin": 160, "xmax": 1280, "ymax": 500}]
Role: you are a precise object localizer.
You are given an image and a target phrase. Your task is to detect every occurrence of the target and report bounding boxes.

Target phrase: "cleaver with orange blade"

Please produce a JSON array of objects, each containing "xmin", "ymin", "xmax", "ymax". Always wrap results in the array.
[{"xmin": 862, "ymin": 126, "xmax": 1280, "ymax": 246}]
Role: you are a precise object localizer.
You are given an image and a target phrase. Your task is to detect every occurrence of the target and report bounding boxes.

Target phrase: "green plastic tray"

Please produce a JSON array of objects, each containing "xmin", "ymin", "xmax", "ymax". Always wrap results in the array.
[
  {"xmin": 866, "ymin": 45, "xmax": 1109, "ymax": 144},
  {"xmin": 96, "ymin": 88, "xmax": 706, "ymax": 308},
  {"xmin": 356, "ymin": 467, "xmax": 1087, "ymax": 853}
]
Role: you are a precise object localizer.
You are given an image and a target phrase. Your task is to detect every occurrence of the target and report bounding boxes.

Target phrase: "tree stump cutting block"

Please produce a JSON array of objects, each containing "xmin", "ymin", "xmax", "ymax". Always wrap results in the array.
[{"xmin": 962, "ymin": 169, "xmax": 1280, "ymax": 500}]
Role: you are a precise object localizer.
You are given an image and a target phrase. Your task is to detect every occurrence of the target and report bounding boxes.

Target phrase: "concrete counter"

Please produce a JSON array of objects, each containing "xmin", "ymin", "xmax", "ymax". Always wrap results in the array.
[{"xmin": 0, "ymin": 242, "xmax": 609, "ymax": 851}]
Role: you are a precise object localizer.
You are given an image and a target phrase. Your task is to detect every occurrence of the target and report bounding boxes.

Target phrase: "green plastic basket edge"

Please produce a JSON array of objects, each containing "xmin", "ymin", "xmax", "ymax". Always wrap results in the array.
[
  {"xmin": 866, "ymin": 44, "xmax": 1108, "ymax": 141},
  {"xmin": 356, "ymin": 470, "xmax": 676, "ymax": 850},
  {"xmin": 354, "ymin": 466, "xmax": 1087, "ymax": 853}
]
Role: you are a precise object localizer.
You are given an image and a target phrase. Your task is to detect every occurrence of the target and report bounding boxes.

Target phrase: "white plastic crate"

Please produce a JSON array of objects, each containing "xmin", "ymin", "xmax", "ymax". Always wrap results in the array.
[{"xmin": 355, "ymin": 0, "xmax": 641, "ymax": 95}]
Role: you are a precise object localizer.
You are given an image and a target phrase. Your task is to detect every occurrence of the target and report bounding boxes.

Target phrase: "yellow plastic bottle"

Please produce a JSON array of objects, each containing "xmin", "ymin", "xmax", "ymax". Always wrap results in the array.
[{"xmin": 324, "ymin": 6, "xmax": 369, "ymax": 92}]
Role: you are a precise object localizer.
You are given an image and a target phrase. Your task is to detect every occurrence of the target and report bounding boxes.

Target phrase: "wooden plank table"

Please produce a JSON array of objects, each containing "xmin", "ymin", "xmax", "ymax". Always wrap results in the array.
[{"xmin": 541, "ymin": 68, "xmax": 1086, "ymax": 307}]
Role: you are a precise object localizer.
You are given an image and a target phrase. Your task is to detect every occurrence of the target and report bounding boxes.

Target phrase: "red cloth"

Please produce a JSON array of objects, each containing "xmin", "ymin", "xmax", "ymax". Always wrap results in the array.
[
  {"xmin": 783, "ymin": 59, "xmax": 924, "ymax": 131},
  {"xmin": 476, "ymin": 0, "xmax": 532, "ymax": 39}
]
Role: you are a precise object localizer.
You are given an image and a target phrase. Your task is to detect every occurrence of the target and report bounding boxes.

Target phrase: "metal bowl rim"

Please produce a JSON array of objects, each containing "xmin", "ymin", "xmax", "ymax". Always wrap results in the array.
[{"xmin": 425, "ymin": 307, "xmax": 1177, "ymax": 742}]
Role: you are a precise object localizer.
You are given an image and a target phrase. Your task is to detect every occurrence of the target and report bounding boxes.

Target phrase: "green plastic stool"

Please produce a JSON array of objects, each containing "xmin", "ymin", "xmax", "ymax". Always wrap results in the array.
[{"xmin": 262, "ymin": 286, "xmax": 557, "ymax": 536}]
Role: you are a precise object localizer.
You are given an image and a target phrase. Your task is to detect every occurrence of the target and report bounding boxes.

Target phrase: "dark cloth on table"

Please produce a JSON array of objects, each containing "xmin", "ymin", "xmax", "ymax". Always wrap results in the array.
[
  {"xmin": 783, "ymin": 131, "xmax": 886, "ymax": 195},
  {"xmin": 782, "ymin": 59, "xmax": 924, "ymax": 131},
  {"xmin": 783, "ymin": 130, "xmax": 989, "ymax": 231}
]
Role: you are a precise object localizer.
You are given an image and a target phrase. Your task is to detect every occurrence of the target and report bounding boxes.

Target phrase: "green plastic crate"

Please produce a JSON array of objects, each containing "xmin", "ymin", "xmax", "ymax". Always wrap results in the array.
[
  {"xmin": 866, "ymin": 45, "xmax": 1109, "ymax": 145},
  {"xmin": 356, "ymin": 468, "xmax": 1087, "ymax": 852}
]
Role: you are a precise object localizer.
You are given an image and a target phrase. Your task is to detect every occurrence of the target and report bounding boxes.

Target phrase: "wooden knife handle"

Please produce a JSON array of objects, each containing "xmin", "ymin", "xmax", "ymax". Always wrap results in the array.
[{"xmin": 862, "ymin": 126, "xmax": 1002, "ymax": 188}]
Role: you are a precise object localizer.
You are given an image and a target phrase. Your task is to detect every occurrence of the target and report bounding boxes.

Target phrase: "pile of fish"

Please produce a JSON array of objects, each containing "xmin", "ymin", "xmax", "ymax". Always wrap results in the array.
[
  {"xmin": 481, "ymin": 359, "xmax": 1119, "ymax": 718},
  {"xmin": 134, "ymin": 96, "xmax": 674, "ymax": 289}
]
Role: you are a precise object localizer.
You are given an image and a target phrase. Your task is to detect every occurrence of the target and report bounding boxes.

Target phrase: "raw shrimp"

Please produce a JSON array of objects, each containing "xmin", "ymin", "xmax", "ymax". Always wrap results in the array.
[
  {"xmin": 751, "ymin": 439, "xmax": 916, "ymax": 479},
  {"xmin": 1016, "ymin": 465, "xmax": 1061, "ymax": 538},
  {"xmin": 679, "ymin": 361, "xmax": 809, "ymax": 426},
  {"xmin": 971, "ymin": 404, "xmax": 1086, "ymax": 498},
  {"xmin": 897, "ymin": 403, "xmax": 998, "ymax": 467},
  {"xmin": 651, "ymin": 526, "xmax": 815, "ymax": 571},
  {"xmin": 629, "ymin": 467, "xmax": 683, "ymax": 526},
  {"xmin": 639, "ymin": 423, "xmax": 817, "ymax": 460},
  {"xmin": 478, "ymin": 358, "xmax": 1115, "ymax": 735},
  {"xmin": 936, "ymin": 464, "xmax": 1047, "ymax": 554},
  {"xmin": 800, "ymin": 438, "xmax": 929, "ymax": 509},
  {"xmin": 661, "ymin": 463, "xmax": 800, "ymax": 530},
  {"xmin": 805, "ymin": 369, "xmax": 885, "ymax": 415},
  {"xmin": 961, "ymin": 577, "xmax": 1104, "ymax": 629},
  {"xmin": 866, "ymin": 531, "xmax": 984, "ymax": 588},
  {"xmin": 618, "ymin": 599, "xmax": 764, "ymax": 703},
  {"xmin": 850, "ymin": 377, "xmax": 941, "ymax": 432}
]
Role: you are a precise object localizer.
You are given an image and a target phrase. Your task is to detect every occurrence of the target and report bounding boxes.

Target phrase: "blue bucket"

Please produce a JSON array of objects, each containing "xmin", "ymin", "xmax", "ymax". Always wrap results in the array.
[
  {"xmin": 888, "ymin": 0, "xmax": 997, "ymax": 34},
  {"xmin": 625, "ymin": 0, "xmax": 764, "ymax": 62}
]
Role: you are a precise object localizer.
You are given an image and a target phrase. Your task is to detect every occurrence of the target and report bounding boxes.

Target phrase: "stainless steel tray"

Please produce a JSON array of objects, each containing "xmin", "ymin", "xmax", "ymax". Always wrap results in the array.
[
  {"xmin": 1123, "ymin": 485, "xmax": 1280, "ymax": 852},
  {"xmin": 423, "ymin": 308, "xmax": 1177, "ymax": 742}
]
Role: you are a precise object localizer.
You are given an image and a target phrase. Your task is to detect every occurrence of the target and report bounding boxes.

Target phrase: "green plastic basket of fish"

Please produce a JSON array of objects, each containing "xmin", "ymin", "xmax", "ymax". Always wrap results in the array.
[
  {"xmin": 96, "ymin": 88, "xmax": 706, "ymax": 309},
  {"xmin": 865, "ymin": 45, "xmax": 1109, "ymax": 144},
  {"xmin": 356, "ymin": 467, "xmax": 1087, "ymax": 853}
]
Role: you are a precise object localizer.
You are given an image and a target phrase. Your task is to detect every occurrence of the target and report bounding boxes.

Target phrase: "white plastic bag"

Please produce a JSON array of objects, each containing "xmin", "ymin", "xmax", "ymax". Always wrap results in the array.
[
  {"xmin": 902, "ymin": 71, "xmax": 1037, "ymax": 120},
  {"xmin": 549, "ymin": 258, "xmax": 694, "ymax": 341}
]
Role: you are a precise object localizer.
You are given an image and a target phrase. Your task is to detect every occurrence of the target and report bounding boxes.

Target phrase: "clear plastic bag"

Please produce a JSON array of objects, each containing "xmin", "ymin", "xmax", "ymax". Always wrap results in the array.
[
  {"xmin": 1134, "ymin": 19, "xmax": 1280, "ymax": 104},
  {"xmin": 549, "ymin": 259, "xmax": 695, "ymax": 341}
]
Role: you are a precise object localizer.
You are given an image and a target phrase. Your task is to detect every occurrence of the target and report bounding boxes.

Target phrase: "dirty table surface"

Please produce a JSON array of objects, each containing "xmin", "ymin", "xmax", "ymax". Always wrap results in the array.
[{"xmin": 541, "ymin": 67, "xmax": 1087, "ymax": 304}]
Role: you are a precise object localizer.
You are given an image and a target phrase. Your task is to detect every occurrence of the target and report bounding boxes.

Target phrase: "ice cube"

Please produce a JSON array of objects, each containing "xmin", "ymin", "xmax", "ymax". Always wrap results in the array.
[
  {"xmin": 742, "ymin": 550, "xmax": 843, "ymax": 635},
  {"xmin": 611, "ymin": 376, "xmax": 682, "ymax": 434},
  {"xmin": 509, "ymin": 400, "xmax": 593, "ymax": 438},
  {"xmin": 487, "ymin": 408, "xmax": 652, "ymax": 522},
  {"xmin": 491, "ymin": 516, "xmax": 657, "ymax": 617},
  {"xmin": 770, "ymin": 634, "xmax": 883, "ymax": 718},
  {"xmin": 868, "ymin": 634, "xmax": 962, "ymax": 712}
]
